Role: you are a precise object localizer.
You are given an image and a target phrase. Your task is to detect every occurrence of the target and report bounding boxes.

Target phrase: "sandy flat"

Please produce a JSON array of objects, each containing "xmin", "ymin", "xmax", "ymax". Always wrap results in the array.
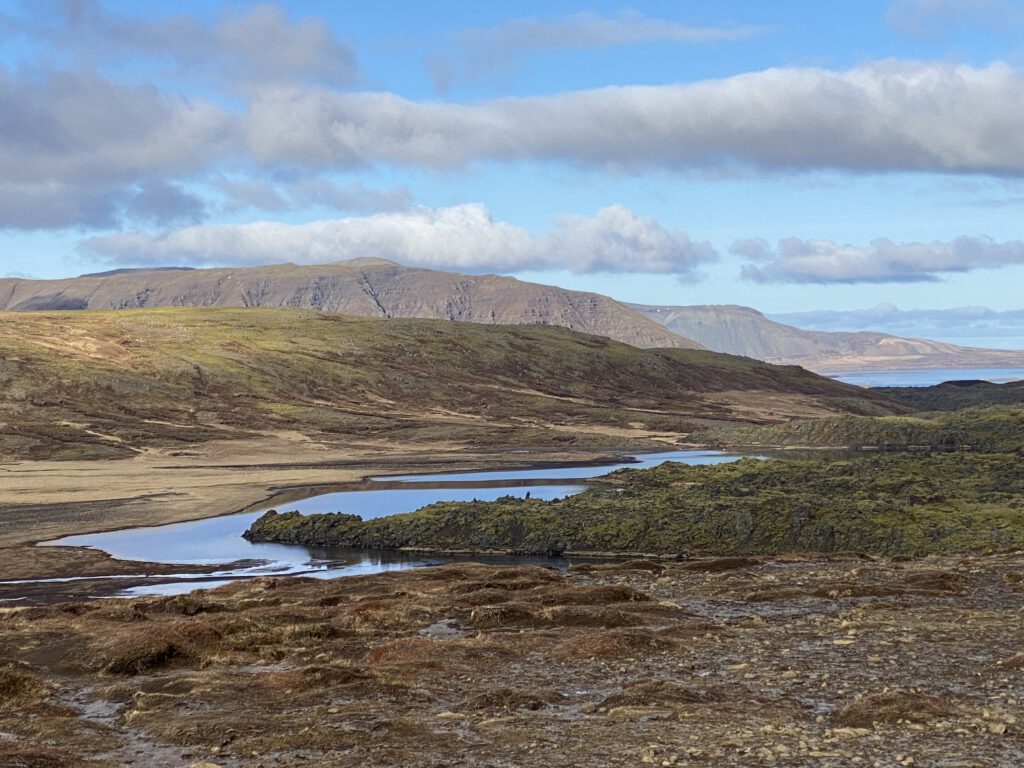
[{"xmin": 0, "ymin": 434, "xmax": 620, "ymax": 581}]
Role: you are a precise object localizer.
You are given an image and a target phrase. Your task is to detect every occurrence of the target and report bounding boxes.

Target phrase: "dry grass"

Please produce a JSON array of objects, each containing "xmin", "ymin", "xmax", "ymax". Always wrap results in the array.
[
  {"xmin": 833, "ymin": 690, "xmax": 953, "ymax": 727},
  {"xmin": 601, "ymin": 679, "xmax": 730, "ymax": 708},
  {"xmin": 98, "ymin": 627, "xmax": 201, "ymax": 676},
  {"xmin": 3, "ymin": 557, "xmax": 1024, "ymax": 767},
  {"xmin": 550, "ymin": 628, "xmax": 678, "ymax": 659}
]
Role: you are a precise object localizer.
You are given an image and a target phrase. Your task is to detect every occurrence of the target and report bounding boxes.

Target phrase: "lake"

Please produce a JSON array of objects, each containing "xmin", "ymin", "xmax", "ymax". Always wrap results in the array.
[{"xmin": 36, "ymin": 449, "xmax": 746, "ymax": 597}]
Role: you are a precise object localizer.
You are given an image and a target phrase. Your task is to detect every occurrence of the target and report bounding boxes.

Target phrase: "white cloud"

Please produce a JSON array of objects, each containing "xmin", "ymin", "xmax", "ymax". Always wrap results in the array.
[
  {"xmin": 80, "ymin": 204, "xmax": 717, "ymax": 275},
  {"xmin": 427, "ymin": 11, "xmax": 763, "ymax": 91},
  {"xmin": 245, "ymin": 61, "xmax": 1024, "ymax": 176},
  {"xmin": 39, "ymin": 1, "xmax": 359, "ymax": 88},
  {"xmin": 886, "ymin": 0, "xmax": 1022, "ymax": 33},
  {"xmin": 0, "ymin": 69, "xmax": 231, "ymax": 228},
  {"xmin": 738, "ymin": 235, "xmax": 1024, "ymax": 284},
  {"xmin": 10, "ymin": 54, "xmax": 1024, "ymax": 232},
  {"xmin": 544, "ymin": 205, "xmax": 717, "ymax": 273}
]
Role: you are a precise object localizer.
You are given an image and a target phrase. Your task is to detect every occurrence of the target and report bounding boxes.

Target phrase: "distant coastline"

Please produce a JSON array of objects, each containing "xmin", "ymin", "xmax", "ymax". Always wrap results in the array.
[{"xmin": 832, "ymin": 368, "xmax": 1024, "ymax": 387}]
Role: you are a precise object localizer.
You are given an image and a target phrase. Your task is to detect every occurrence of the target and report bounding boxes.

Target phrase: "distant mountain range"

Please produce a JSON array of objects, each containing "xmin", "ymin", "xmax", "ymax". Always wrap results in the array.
[
  {"xmin": 3, "ymin": 259, "xmax": 1022, "ymax": 373},
  {"xmin": 0, "ymin": 259, "xmax": 697, "ymax": 351},
  {"xmin": 631, "ymin": 303, "xmax": 1024, "ymax": 374}
]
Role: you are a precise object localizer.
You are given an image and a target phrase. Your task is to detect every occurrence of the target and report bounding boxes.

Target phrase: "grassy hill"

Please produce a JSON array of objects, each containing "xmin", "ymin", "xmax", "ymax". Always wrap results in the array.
[
  {"xmin": 876, "ymin": 379, "xmax": 1024, "ymax": 411},
  {"xmin": 0, "ymin": 308, "xmax": 899, "ymax": 460},
  {"xmin": 693, "ymin": 405, "xmax": 1024, "ymax": 454}
]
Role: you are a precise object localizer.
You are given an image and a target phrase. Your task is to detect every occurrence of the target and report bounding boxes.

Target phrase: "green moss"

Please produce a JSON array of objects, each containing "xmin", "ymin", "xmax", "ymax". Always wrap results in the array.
[
  {"xmin": 246, "ymin": 453, "xmax": 1024, "ymax": 557},
  {"xmin": 695, "ymin": 405, "xmax": 1024, "ymax": 453}
]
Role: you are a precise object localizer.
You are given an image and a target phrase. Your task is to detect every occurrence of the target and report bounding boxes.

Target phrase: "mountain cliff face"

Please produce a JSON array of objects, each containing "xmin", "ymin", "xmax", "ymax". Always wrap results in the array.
[
  {"xmin": 632, "ymin": 304, "xmax": 1024, "ymax": 373},
  {"xmin": 0, "ymin": 259, "xmax": 699, "ymax": 350}
]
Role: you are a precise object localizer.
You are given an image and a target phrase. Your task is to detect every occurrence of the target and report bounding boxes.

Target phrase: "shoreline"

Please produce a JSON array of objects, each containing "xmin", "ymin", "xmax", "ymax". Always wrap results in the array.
[
  {"xmin": 0, "ymin": 438, "xmax": 643, "ymax": 547},
  {"xmin": 0, "ymin": 436, "xmax": 670, "ymax": 597}
]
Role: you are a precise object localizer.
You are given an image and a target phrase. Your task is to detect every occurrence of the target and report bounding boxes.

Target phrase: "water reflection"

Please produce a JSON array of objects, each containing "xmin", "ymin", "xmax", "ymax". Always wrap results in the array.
[
  {"xmin": 371, "ymin": 450, "xmax": 741, "ymax": 483},
  {"xmin": 41, "ymin": 449, "xmax": 744, "ymax": 597}
]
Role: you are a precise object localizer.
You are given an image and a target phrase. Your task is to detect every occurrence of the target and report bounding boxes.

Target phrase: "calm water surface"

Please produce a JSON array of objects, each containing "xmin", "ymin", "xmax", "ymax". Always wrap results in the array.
[{"xmin": 38, "ymin": 449, "xmax": 745, "ymax": 597}]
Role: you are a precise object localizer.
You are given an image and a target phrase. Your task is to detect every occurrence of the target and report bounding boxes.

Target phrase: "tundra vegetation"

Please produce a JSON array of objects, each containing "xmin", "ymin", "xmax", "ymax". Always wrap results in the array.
[
  {"xmin": 2, "ymin": 310, "xmax": 1023, "ymax": 767},
  {"xmin": 0, "ymin": 308, "xmax": 897, "ymax": 460},
  {"xmin": 246, "ymin": 451, "xmax": 1024, "ymax": 556},
  {"xmin": 247, "ymin": 395, "xmax": 1024, "ymax": 557},
  {"xmin": 3, "ymin": 555, "xmax": 1024, "ymax": 766}
]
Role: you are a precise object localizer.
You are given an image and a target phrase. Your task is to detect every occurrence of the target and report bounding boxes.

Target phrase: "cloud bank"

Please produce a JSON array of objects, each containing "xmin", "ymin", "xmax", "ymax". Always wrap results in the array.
[
  {"xmin": 7, "ymin": 57, "xmax": 1024, "ymax": 230},
  {"xmin": 247, "ymin": 61, "xmax": 1024, "ymax": 176},
  {"xmin": 80, "ymin": 204, "xmax": 717, "ymax": 275},
  {"xmin": 0, "ymin": 69, "xmax": 231, "ymax": 228},
  {"xmin": 772, "ymin": 303, "xmax": 1024, "ymax": 348},
  {"xmin": 738, "ymin": 235, "xmax": 1024, "ymax": 283}
]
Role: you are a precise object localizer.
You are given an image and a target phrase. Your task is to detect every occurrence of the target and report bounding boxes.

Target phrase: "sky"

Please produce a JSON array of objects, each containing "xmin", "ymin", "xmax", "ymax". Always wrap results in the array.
[{"xmin": 2, "ymin": 0, "xmax": 1024, "ymax": 347}]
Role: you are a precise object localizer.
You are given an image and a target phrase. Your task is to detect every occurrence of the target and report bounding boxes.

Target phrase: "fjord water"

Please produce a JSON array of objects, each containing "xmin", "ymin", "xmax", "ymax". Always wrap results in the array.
[
  {"xmin": 834, "ymin": 368, "xmax": 1024, "ymax": 387},
  {"xmin": 42, "ymin": 449, "xmax": 744, "ymax": 597}
]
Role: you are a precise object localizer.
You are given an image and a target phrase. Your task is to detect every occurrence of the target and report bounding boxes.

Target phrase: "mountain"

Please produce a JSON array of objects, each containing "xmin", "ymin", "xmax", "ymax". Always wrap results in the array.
[
  {"xmin": 0, "ymin": 259, "xmax": 698, "ymax": 351},
  {"xmin": 632, "ymin": 303, "xmax": 1024, "ymax": 373},
  {"xmin": 0, "ymin": 308, "xmax": 900, "ymax": 460}
]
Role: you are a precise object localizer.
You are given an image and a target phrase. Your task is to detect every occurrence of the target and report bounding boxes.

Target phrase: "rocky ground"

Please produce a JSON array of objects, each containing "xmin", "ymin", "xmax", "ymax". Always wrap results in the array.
[{"xmin": 3, "ymin": 553, "xmax": 1024, "ymax": 767}]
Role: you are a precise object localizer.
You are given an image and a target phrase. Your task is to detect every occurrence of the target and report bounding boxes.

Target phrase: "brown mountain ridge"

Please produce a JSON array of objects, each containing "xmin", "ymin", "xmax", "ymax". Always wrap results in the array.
[{"xmin": 0, "ymin": 259, "xmax": 698, "ymax": 351}]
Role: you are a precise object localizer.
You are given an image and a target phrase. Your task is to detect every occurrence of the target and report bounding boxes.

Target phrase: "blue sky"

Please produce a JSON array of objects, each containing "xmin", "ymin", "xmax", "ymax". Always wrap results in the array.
[{"xmin": 2, "ymin": 0, "xmax": 1024, "ymax": 346}]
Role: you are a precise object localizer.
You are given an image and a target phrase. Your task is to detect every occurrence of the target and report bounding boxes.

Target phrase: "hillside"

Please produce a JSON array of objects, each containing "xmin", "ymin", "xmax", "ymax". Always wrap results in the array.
[
  {"xmin": 876, "ymin": 379, "xmax": 1024, "ymax": 411},
  {"xmin": 632, "ymin": 303, "xmax": 1024, "ymax": 373},
  {"xmin": 0, "ymin": 259, "xmax": 697, "ymax": 350},
  {"xmin": 694, "ymin": 404, "xmax": 1024, "ymax": 453},
  {"xmin": 0, "ymin": 308, "xmax": 899, "ymax": 460}
]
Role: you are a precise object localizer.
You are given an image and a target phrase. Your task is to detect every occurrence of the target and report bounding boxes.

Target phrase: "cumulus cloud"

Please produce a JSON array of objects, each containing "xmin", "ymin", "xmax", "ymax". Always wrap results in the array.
[
  {"xmin": 737, "ymin": 236, "xmax": 1024, "ymax": 284},
  {"xmin": 427, "ymin": 11, "xmax": 763, "ymax": 91},
  {"xmin": 37, "ymin": 1, "xmax": 359, "ymax": 87},
  {"xmin": 245, "ymin": 61, "xmax": 1024, "ymax": 176},
  {"xmin": 0, "ymin": 68, "xmax": 232, "ymax": 229},
  {"xmin": 80, "ymin": 204, "xmax": 717, "ymax": 275},
  {"xmin": 771, "ymin": 304, "xmax": 1024, "ymax": 347},
  {"xmin": 543, "ymin": 206, "xmax": 717, "ymax": 273}
]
